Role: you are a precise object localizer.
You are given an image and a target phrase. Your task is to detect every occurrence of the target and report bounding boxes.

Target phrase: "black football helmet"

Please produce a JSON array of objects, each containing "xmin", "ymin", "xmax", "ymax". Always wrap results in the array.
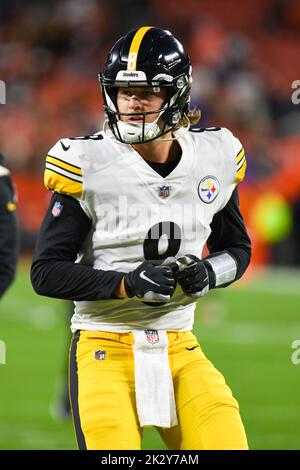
[{"xmin": 99, "ymin": 26, "xmax": 192, "ymax": 144}]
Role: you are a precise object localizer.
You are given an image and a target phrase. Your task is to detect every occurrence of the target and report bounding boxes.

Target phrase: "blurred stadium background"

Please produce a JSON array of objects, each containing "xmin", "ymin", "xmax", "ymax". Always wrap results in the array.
[{"xmin": 0, "ymin": 0, "xmax": 300, "ymax": 450}]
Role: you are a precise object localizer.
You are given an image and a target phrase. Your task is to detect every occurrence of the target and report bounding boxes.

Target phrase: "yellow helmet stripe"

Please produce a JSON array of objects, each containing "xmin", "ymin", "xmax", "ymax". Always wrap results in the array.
[{"xmin": 127, "ymin": 26, "xmax": 153, "ymax": 71}]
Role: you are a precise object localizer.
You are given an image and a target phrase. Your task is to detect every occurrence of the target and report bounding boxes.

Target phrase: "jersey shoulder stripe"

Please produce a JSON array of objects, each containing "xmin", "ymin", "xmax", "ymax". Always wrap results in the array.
[
  {"xmin": 217, "ymin": 128, "xmax": 247, "ymax": 184},
  {"xmin": 44, "ymin": 140, "xmax": 83, "ymax": 198},
  {"xmin": 45, "ymin": 161, "xmax": 82, "ymax": 182},
  {"xmin": 46, "ymin": 155, "xmax": 82, "ymax": 175},
  {"xmin": 44, "ymin": 169, "xmax": 82, "ymax": 197},
  {"xmin": 235, "ymin": 147, "xmax": 247, "ymax": 183}
]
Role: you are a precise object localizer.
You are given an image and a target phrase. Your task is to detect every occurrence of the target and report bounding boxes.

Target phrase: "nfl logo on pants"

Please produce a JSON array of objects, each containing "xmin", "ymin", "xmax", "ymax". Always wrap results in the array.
[
  {"xmin": 94, "ymin": 350, "xmax": 106, "ymax": 360},
  {"xmin": 145, "ymin": 330, "xmax": 159, "ymax": 344}
]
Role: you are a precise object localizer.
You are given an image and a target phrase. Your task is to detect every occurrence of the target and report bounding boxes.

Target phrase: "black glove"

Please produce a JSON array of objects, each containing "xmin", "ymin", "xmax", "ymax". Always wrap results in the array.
[
  {"xmin": 124, "ymin": 260, "xmax": 176, "ymax": 302},
  {"xmin": 176, "ymin": 254, "xmax": 211, "ymax": 298}
]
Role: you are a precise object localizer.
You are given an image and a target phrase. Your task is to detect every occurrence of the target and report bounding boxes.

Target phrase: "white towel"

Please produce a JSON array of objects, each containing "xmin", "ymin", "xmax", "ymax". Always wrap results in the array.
[{"xmin": 132, "ymin": 329, "xmax": 178, "ymax": 428}]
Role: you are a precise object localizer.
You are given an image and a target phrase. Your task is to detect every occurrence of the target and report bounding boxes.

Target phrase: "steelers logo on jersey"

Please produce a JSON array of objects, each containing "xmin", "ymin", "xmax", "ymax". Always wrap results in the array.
[{"xmin": 198, "ymin": 176, "xmax": 220, "ymax": 204}]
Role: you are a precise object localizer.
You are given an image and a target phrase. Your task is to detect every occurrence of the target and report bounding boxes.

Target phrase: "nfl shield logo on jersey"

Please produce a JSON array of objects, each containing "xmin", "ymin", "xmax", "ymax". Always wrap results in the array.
[
  {"xmin": 52, "ymin": 201, "xmax": 64, "ymax": 217},
  {"xmin": 159, "ymin": 185, "xmax": 170, "ymax": 198},
  {"xmin": 145, "ymin": 330, "xmax": 159, "ymax": 344},
  {"xmin": 94, "ymin": 350, "xmax": 106, "ymax": 360},
  {"xmin": 198, "ymin": 176, "xmax": 220, "ymax": 204}
]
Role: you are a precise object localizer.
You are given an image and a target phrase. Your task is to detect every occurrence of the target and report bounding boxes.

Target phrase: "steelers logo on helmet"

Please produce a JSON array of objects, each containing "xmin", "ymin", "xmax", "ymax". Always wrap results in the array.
[
  {"xmin": 198, "ymin": 176, "xmax": 220, "ymax": 204},
  {"xmin": 99, "ymin": 26, "xmax": 192, "ymax": 144}
]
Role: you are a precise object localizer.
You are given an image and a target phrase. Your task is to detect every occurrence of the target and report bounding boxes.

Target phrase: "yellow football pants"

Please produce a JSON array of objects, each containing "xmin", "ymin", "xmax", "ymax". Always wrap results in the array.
[{"xmin": 69, "ymin": 330, "xmax": 248, "ymax": 450}]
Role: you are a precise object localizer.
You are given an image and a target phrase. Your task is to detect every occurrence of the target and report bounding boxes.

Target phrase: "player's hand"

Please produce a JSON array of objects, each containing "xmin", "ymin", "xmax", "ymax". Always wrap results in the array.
[
  {"xmin": 124, "ymin": 260, "xmax": 176, "ymax": 302},
  {"xmin": 176, "ymin": 254, "xmax": 210, "ymax": 298}
]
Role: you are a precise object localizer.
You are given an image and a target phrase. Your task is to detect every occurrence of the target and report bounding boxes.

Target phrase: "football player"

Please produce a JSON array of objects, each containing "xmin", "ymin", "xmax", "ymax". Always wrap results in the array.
[
  {"xmin": 0, "ymin": 153, "xmax": 19, "ymax": 299},
  {"xmin": 31, "ymin": 27, "xmax": 251, "ymax": 450}
]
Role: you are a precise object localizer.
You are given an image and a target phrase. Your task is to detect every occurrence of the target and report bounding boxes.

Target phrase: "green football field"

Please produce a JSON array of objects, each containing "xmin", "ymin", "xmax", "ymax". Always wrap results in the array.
[{"xmin": 0, "ymin": 261, "xmax": 299, "ymax": 450}]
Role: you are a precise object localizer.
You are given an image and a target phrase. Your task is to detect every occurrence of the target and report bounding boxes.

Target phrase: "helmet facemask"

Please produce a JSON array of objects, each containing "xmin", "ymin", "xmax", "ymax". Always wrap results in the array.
[{"xmin": 99, "ymin": 74, "xmax": 192, "ymax": 144}]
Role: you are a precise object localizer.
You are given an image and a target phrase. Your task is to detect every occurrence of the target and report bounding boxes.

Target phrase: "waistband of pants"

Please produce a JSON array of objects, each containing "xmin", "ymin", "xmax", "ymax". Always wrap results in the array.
[{"xmin": 79, "ymin": 329, "xmax": 193, "ymax": 346}]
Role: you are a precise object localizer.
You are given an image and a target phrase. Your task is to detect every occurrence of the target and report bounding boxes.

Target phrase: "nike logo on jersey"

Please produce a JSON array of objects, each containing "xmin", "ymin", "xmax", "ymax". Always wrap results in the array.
[
  {"xmin": 60, "ymin": 141, "xmax": 70, "ymax": 151},
  {"xmin": 140, "ymin": 271, "xmax": 160, "ymax": 286},
  {"xmin": 185, "ymin": 346, "xmax": 199, "ymax": 351}
]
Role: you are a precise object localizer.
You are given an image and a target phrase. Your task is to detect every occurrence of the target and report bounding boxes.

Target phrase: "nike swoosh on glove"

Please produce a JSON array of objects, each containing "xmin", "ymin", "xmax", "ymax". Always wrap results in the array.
[
  {"xmin": 176, "ymin": 254, "xmax": 210, "ymax": 298},
  {"xmin": 124, "ymin": 260, "xmax": 176, "ymax": 302}
]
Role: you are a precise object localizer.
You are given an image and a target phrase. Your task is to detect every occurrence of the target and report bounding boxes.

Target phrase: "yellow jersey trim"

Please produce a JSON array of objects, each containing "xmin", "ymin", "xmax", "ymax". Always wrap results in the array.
[
  {"xmin": 235, "ymin": 147, "xmax": 247, "ymax": 183},
  {"xmin": 44, "ymin": 169, "xmax": 83, "ymax": 198},
  {"xmin": 236, "ymin": 148, "xmax": 245, "ymax": 165},
  {"xmin": 46, "ymin": 155, "xmax": 82, "ymax": 176}
]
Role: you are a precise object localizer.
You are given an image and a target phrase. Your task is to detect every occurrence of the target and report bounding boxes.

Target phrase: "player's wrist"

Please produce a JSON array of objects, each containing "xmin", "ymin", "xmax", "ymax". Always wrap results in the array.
[
  {"xmin": 203, "ymin": 251, "xmax": 237, "ymax": 288},
  {"xmin": 114, "ymin": 277, "xmax": 128, "ymax": 299},
  {"xmin": 202, "ymin": 260, "xmax": 216, "ymax": 288},
  {"xmin": 123, "ymin": 272, "xmax": 135, "ymax": 298}
]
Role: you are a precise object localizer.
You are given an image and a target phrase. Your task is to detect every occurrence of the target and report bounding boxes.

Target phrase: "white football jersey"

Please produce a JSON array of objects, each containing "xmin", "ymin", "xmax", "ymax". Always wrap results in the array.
[{"xmin": 45, "ymin": 127, "xmax": 246, "ymax": 332}]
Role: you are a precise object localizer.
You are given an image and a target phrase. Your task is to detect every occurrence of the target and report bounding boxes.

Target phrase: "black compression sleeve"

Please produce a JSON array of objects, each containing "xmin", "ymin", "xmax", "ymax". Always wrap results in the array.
[
  {"xmin": 0, "ymin": 174, "xmax": 19, "ymax": 297},
  {"xmin": 205, "ymin": 186, "xmax": 251, "ymax": 285},
  {"xmin": 31, "ymin": 193, "xmax": 125, "ymax": 301}
]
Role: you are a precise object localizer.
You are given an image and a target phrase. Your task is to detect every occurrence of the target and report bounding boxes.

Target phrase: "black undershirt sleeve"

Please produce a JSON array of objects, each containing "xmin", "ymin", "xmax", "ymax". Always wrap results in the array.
[
  {"xmin": 205, "ymin": 186, "xmax": 251, "ymax": 286},
  {"xmin": 30, "ymin": 193, "xmax": 125, "ymax": 301}
]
